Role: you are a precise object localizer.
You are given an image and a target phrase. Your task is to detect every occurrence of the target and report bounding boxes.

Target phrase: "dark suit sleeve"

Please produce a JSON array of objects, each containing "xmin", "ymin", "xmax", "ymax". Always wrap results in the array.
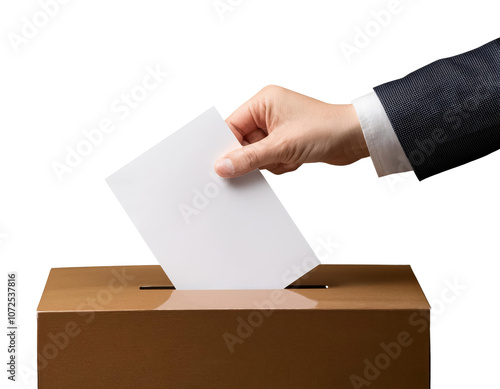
[{"xmin": 374, "ymin": 38, "xmax": 500, "ymax": 180}]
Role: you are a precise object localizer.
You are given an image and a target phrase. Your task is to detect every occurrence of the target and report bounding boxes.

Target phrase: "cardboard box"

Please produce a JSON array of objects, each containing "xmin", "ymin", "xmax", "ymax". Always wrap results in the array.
[{"xmin": 37, "ymin": 265, "xmax": 430, "ymax": 388}]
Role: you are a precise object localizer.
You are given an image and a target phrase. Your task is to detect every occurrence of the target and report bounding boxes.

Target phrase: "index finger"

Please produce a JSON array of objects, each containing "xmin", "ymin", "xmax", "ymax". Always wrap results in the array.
[{"xmin": 225, "ymin": 92, "xmax": 268, "ymax": 144}]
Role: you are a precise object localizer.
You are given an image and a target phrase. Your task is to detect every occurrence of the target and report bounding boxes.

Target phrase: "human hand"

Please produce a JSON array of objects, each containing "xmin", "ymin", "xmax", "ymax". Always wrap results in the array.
[{"xmin": 214, "ymin": 85, "xmax": 369, "ymax": 178}]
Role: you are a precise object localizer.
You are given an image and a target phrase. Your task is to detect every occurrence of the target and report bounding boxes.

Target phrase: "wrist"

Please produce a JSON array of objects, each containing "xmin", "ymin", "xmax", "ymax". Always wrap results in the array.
[{"xmin": 339, "ymin": 104, "xmax": 370, "ymax": 162}]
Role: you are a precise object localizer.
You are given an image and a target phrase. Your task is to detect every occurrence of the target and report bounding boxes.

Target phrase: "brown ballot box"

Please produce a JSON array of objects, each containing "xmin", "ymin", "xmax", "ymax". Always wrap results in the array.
[{"xmin": 37, "ymin": 265, "xmax": 430, "ymax": 388}]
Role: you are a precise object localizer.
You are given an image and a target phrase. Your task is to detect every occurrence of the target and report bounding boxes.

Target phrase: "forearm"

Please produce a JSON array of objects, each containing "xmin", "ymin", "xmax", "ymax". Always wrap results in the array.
[{"xmin": 372, "ymin": 38, "xmax": 500, "ymax": 180}]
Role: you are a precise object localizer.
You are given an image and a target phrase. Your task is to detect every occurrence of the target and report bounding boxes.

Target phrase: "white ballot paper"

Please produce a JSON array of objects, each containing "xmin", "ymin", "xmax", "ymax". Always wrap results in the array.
[{"xmin": 106, "ymin": 108, "xmax": 320, "ymax": 290}]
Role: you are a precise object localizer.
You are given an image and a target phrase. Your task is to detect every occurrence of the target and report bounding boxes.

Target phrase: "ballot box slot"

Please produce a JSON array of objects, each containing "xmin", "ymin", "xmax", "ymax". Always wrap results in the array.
[
  {"xmin": 286, "ymin": 285, "xmax": 328, "ymax": 289},
  {"xmin": 139, "ymin": 285, "xmax": 328, "ymax": 290},
  {"xmin": 140, "ymin": 286, "xmax": 176, "ymax": 290}
]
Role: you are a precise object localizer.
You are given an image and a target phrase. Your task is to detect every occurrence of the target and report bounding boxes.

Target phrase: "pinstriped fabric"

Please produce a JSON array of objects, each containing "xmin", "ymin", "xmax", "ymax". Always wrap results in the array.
[{"xmin": 374, "ymin": 39, "xmax": 500, "ymax": 180}]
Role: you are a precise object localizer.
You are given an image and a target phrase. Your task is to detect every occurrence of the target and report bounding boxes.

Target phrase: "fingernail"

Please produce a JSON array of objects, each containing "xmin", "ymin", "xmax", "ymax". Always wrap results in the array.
[{"xmin": 215, "ymin": 158, "xmax": 234, "ymax": 177}]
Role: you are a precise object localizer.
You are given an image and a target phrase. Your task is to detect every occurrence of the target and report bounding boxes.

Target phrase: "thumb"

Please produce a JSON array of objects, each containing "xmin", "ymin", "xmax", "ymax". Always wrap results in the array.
[{"xmin": 214, "ymin": 138, "xmax": 278, "ymax": 178}]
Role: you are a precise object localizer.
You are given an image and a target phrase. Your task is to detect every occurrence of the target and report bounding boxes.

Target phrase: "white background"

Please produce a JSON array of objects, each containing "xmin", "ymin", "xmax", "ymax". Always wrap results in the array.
[{"xmin": 0, "ymin": 0, "xmax": 499, "ymax": 387}]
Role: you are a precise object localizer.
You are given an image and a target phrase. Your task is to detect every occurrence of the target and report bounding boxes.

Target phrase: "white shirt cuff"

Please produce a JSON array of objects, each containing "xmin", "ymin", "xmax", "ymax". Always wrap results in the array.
[{"xmin": 352, "ymin": 91, "xmax": 413, "ymax": 177}]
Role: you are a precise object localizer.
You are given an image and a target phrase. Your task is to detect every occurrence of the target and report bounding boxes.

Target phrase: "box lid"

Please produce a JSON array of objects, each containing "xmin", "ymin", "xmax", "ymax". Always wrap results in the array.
[{"xmin": 37, "ymin": 265, "xmax": 430, "ymax": 312}]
